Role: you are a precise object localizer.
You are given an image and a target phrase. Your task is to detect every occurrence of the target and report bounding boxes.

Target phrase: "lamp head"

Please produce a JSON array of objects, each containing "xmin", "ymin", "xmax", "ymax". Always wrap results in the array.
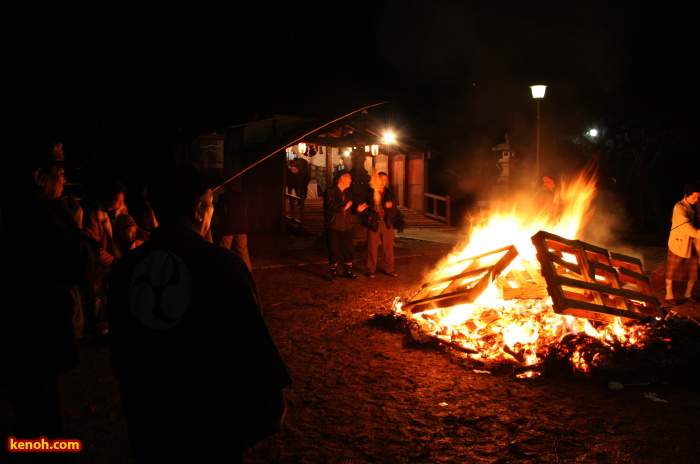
[{"xmin": 530, "ymin": 85, "xmax": 547, "ymax": 99}]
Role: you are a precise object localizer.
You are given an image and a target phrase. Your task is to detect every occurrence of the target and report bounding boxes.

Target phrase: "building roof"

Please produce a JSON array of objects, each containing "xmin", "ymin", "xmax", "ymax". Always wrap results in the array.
[{"xmin": 189, "ymin": 104, "xmax": 437, "ymax": 158}]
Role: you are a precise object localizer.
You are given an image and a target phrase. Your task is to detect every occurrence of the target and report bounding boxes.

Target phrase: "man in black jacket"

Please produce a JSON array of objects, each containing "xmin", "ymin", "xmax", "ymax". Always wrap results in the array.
[
  {"xmin": 108, "ymin": 164, "xmax": 291, "ymax": 462},
  {"xmin": 1, "ymin": 137, "xmax": 97, "ymax": 448},
  {"xmin": 324, "ymin": 172, "xmax": 358, "ymax": 280}
]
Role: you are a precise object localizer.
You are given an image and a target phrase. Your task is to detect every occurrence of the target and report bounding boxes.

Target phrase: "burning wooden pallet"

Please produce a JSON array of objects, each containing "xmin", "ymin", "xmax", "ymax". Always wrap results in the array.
[
  {"xmin": 494, "ymin": 259, "xmax": 548, "ymax": 300},
  {"xmin": 403, "ymin": 231, "xmax": 661, "ymax": 322},
  {"xmin": 403, "ymin": 245, "xmax": 519, "ymax": 314},
  {"xmin": 531, "ymin": 230, "xmax": 662, "ymax": 322}
]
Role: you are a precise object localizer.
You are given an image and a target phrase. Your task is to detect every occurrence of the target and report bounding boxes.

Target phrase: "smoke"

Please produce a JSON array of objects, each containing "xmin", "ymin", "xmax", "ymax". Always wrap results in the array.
[{"xmin": 578, "ymin": 184, "xmax": 635, "ymax": 251}]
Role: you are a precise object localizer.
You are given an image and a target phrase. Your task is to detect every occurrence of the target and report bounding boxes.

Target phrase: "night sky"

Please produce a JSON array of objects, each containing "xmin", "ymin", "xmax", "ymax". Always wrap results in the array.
[{"xmin": 4, "ymin": 1, "xmax": 697, "ymax": 182}]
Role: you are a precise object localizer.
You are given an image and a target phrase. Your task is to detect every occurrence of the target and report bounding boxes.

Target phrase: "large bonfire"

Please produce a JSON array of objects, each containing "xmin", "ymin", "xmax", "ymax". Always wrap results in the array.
[{"xmin": 392, "ymin": 168, "xmax": 667, "ymax": 377}]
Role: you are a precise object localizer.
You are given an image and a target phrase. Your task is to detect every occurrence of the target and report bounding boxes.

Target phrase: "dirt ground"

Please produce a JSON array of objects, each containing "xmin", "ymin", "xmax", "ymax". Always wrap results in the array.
[{"xmin": 3, "ymin": 233, "xmax": 700, "ymax": 464}]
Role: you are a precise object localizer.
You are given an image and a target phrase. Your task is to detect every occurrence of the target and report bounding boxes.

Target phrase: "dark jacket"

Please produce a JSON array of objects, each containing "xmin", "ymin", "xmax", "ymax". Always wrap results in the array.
[
  {"xmin": 324, "ymin": 184, "xmax": 353, "ymax": 231},
  {"xmin": 108, "ymin": 225, "xmax": 291, "ymax": 459},
  {"xmin": 1, "ymin": 195, "xmax": 97, "ymax": 383},
  {"xmin": 362, "ymin": 187, "xmax": 398, "ymax": 232}
]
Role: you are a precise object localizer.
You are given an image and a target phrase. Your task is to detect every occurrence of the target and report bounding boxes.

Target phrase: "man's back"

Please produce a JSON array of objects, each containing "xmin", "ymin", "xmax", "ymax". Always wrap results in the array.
[{"xmin": 108, "ymin": 224, "xmax": 290, "ymax": 461}]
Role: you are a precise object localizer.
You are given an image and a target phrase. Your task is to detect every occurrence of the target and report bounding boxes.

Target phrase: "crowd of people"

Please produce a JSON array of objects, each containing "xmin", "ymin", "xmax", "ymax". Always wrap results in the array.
[
  {"xmin": 0, "ymin": 145, "xmax": 400, "ymax": 459},
  {"xmin": 0, "ymin": 133, "xmax": 404, "ymax": 462},
  {"xmin": 284, "ymin": 155, "xmax": 401, "ymax": 281},
  {"xmin": 0, "ymin": 136, "xmax": 400, "ymax": 458},
  {"xmin": 0, "ymin": 140, "xmax": 290, "ymax": 463},
  {"xmin": 322, "ymin": 169, "xmax": 401, "ymax": 281}
]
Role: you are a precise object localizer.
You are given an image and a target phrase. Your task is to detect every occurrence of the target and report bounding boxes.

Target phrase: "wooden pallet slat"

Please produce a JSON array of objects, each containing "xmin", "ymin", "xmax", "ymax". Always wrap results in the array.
[
  {"xmin": 494, "ymin": 259, "xmax": 549, "ymax": 300},
  {"xmin": 405, "ymin": 245, "xmax": 519, "ymax": 313}
]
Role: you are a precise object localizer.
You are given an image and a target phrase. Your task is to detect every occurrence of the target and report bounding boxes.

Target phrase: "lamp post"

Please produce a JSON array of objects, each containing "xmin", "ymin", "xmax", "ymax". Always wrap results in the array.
[{"xmin": 530, "ymin": 85, "xmax": 547, "ymax": 190}]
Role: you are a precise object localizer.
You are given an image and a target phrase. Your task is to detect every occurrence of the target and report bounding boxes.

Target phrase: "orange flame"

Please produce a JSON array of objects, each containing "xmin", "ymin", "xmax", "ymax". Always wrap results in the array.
[{"xmin": 404, "ymin": 166, "xmax": 647, "ymax": 374}]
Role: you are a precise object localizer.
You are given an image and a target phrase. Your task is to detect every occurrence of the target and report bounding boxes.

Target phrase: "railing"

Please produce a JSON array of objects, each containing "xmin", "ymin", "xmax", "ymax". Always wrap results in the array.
[
  {"xmin": 284, "ymin": 193, "xmax": 304, "ymax": 232},
  {"xmin": 423, "ymin": 193, "xmax": 451, "ymax": 226}
]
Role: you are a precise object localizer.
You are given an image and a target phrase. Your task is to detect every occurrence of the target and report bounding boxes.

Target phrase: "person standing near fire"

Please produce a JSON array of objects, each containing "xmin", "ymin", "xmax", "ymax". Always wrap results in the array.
[
  {"xmin": 533, "ymin": 174, "xmax": 556, "ymax": 208},
  {"xmin": 361, "ymin": 171, "xmax": 398, "ymax": 278},
  {"xmin": 665, "ymin": 181, "xmax": 700, "ymax": 305},
  {"xmin": 324, "ymin": 171, "xmax": 358, "ymax": 280},
  {"xmin": 108, "ymin": 163, "xmax": 291, "ymax": 462}
]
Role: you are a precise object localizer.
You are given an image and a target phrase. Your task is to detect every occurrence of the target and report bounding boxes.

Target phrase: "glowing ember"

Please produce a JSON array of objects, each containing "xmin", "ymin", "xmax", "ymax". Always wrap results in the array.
[{"xmin": 399, "ymin": 167, "xmax": 656, "ymax": 375}]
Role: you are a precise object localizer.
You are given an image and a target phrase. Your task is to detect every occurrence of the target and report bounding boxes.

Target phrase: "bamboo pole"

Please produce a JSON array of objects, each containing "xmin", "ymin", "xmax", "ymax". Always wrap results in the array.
[{"xmin": 212, "ymin": 102, "xmax": 388, "ymax": 192}]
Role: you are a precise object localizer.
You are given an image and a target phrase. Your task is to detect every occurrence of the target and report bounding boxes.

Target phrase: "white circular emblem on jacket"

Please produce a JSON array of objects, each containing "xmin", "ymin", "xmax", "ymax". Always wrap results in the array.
[{"xmin": 129, "ymin": 251, "xmax": 192, "ymax": 330}]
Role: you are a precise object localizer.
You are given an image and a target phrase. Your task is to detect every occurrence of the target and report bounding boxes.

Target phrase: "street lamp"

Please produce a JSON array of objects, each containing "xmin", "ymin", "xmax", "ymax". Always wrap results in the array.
[{"xmin": 530, "ymin": 85, "xmax": 547, "ymax": 190}]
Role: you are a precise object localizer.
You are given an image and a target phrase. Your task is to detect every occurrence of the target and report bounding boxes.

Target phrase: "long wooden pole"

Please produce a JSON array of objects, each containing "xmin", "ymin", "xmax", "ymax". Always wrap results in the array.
[{"xmin": 212, "ymin": 101, "xmax": 388, "ymax": 192}]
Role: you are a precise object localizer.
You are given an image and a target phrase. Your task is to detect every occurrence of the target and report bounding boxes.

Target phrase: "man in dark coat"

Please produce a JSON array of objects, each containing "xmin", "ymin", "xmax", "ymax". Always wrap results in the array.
[
  {"xmin": 293, "ymin": 157, "xmax": 310, "ymax": 200},
  {"xmin": 333, "ymin": 157, "xmax": 348, "ymax": 178},
  {"xmin": 1, "ymin": 137, "xmax": 97, "ymax": 446},
  {"xmin": 324, "ymin": 172, "xmax": 358, "ymax": 280},
  {"xmin": 108, "ymin": 164, "xmax": 291, "ymax": 463}
]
